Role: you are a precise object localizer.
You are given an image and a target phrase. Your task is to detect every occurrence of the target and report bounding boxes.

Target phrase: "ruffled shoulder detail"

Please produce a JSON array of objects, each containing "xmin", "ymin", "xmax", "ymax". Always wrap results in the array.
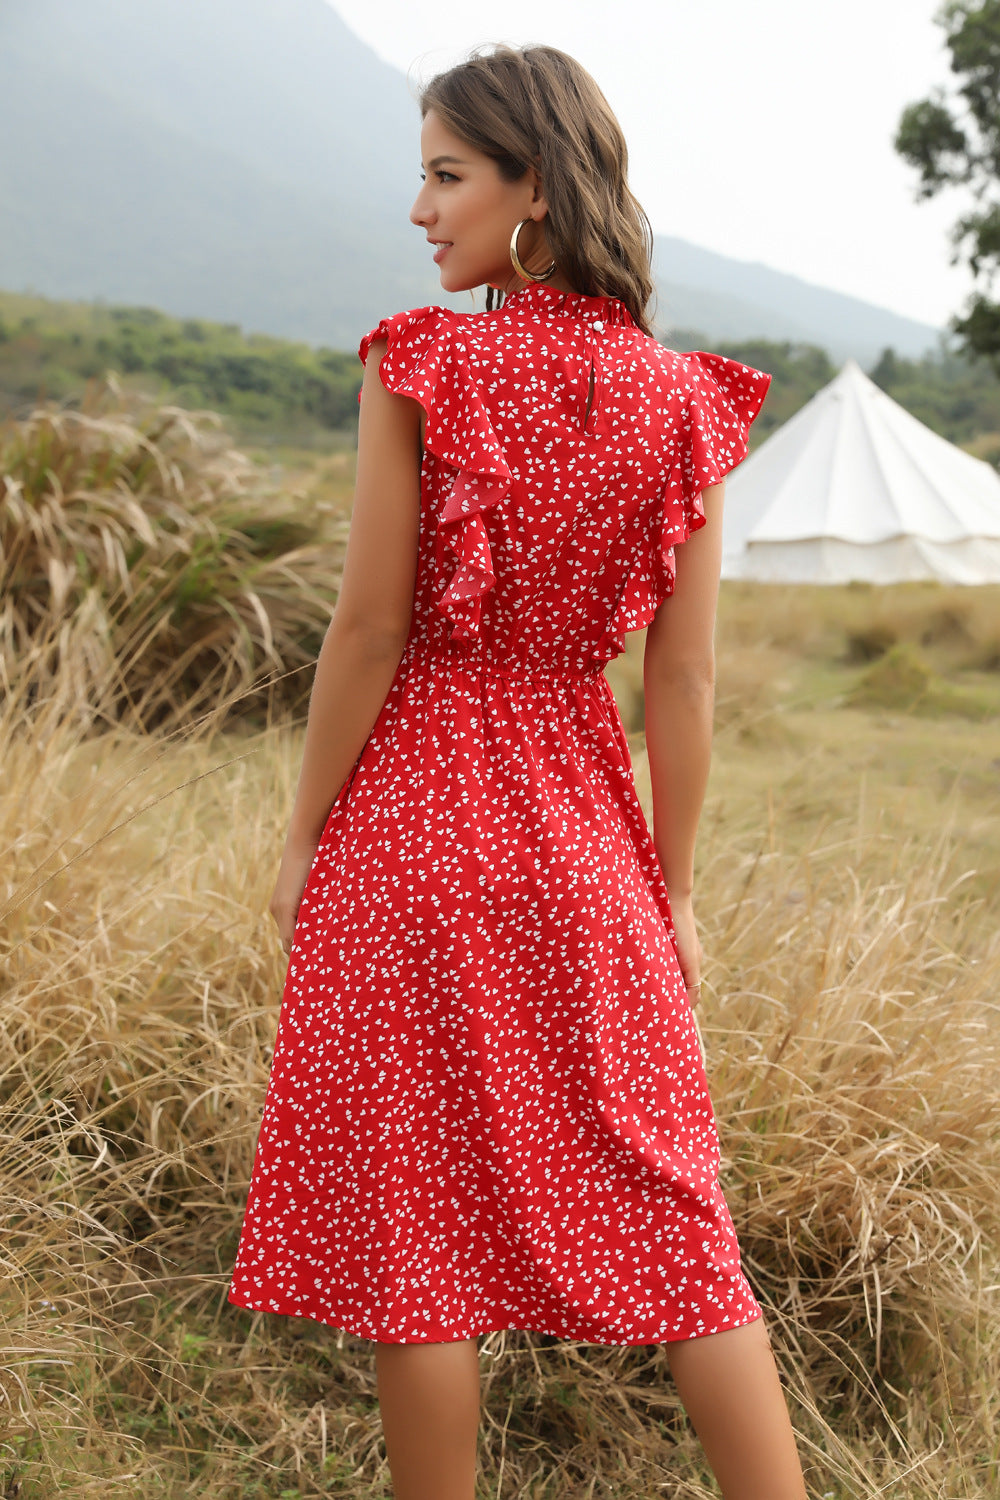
[
  {"xmin": 596, "ymin": 349, "xmax": 770, "ymax": 663},
  {"xmin": 359, "ymin": 308, "xmax": 511, "ymax": 641},
  {"xmin": 669, "ymin": 349, "xmax": 772, "ymax": 540}
]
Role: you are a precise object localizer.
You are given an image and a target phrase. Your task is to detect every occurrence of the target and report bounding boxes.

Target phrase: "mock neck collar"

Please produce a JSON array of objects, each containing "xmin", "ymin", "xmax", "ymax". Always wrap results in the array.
[{"xmin": 500, "ymin": 281, "xmax": 635, "ymax": 328}]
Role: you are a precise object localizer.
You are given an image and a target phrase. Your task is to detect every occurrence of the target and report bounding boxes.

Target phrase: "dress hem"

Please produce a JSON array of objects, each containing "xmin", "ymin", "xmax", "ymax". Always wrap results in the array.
[{"xmin": 226, "ymin": 1289, "xmax": 763, "ymax": 1348}]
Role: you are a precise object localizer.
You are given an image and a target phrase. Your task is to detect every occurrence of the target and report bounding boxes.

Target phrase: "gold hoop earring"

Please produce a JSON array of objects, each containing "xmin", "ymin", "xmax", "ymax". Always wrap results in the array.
[{"xmin": 510, "ymin": 218, "xmax": 556, "ymax": 283}]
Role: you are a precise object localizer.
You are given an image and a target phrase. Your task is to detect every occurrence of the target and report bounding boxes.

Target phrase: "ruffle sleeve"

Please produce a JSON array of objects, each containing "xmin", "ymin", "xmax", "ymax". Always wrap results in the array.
[
  {"xmin": 597, "ymin": 350, "xmax": 771, "ymax": 662},
  {"xmin": 358, "ymin": 308, "xmax": 512, "ymax": 641},
  {"xmin": 666, "ymin": 350, "xmax": 771, "ymax": 553}
]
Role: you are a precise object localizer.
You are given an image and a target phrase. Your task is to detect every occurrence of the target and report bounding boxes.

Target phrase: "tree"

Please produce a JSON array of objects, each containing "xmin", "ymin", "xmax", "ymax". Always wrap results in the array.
[
  {"xmin": 895, "ymin": 1, "xmax": 1000, "ymax": 374},
  {"xmin": 869, "ymin": 346, "xmax": 902, "ymax": 389}
]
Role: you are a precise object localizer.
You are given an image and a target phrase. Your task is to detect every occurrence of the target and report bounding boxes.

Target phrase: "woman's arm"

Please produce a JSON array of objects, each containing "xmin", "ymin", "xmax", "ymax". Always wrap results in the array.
[
  {"xmin": 270, "ymin": 338, "xmax": 422, "ymax": 952},
  {"xmin": 642, "ymin": 480, "xmax": 725, "ymax": 1002}
]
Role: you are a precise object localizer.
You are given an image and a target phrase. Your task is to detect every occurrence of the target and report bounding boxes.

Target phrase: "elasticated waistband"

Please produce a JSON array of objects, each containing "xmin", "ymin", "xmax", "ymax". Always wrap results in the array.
[{"xmin": 402, "ymin": 641, "xmax": 606, "ymax": 683}]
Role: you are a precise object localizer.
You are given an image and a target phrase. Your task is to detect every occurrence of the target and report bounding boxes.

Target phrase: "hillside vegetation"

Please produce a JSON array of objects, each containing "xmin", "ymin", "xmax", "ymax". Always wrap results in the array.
[
  {"xmin": 0, "ymin": 292, "xmax": 361, "ymax": 443},
  {"xmin": 2, "ymin": 390, "xmax": 999, "ymax": 1496},
  {"xmin": 668, "ymin": 324, "xmax": 1000, "ymax": 450},
  {"xmin": 5, "ymin": 287, "xmax": 1000, "ymax": 456}
]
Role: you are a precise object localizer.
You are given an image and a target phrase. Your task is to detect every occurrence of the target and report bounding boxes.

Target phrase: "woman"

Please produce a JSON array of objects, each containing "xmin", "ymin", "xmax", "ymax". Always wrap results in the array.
[{"xmin": 229, "ymin": 43, "xmax": 807, "ymax": 1500}]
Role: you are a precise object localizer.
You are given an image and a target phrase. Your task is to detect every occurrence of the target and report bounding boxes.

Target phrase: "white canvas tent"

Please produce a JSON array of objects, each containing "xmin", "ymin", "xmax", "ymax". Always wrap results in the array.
[{"xmin": 722, "ymin": 359, "xmax": 1000, "ymax": 583}]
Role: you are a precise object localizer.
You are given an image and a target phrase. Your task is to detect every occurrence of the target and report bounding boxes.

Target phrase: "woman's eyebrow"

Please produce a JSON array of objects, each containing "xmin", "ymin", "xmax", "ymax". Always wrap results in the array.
[{"xmin": 423, "ymin": 154, "xmax": 469, "ymax": 169}]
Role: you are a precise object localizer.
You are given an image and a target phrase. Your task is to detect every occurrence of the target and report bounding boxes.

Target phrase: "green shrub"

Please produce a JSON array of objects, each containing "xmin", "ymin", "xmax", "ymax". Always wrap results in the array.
[
  {"xmin": 847, "ymin": 642, "xmax": 997, "ymax": 719},
  {"xmin": 848, "ymin": 643, "xmax": 933, "ymax": 710}
]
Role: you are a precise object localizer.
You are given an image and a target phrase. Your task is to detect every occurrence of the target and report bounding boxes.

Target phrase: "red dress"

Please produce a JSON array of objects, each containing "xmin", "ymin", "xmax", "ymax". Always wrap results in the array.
[{"xmin": 228, "ymin": 282, "xmax": 771, "ymax": 1345}]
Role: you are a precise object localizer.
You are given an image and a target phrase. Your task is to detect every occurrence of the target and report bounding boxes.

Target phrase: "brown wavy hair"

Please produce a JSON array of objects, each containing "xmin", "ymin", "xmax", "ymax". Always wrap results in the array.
[{"xmin": 420, "ymin": 45, "xmax": 655, "ymax": 335}]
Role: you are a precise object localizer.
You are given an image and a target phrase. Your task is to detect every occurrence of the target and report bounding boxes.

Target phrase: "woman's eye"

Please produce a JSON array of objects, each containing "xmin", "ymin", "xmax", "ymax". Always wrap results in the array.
[{"xmin": 437, "ymin": 171, "xmax": 458, "ymax": 183}]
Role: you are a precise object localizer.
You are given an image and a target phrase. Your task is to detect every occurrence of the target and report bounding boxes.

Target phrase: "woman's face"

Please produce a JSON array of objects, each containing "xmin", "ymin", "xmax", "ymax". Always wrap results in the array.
[{"xmin": 410, "ymin": 110, "xmax": 552, "ymax": 295}]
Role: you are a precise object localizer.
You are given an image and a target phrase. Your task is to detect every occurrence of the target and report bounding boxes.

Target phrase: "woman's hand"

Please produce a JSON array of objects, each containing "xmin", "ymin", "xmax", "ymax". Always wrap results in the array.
[
  {"xmin": 269, "ymin": 837, "xmax": 319, "ymax": 956},
  {"xmin": 669, "ymin": 891, "xmax": 704, "ymax": 1009}
]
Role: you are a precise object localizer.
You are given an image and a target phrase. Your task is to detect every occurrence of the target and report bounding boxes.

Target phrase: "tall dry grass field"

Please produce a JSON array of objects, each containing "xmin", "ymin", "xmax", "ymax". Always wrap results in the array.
[
  {"xmin": 0, "ymin": 382, "xmax": 347, "ymax": 731},
  {"xmin": 2, "ymin": 401, "xmax": 999, "ymax": 1497}
]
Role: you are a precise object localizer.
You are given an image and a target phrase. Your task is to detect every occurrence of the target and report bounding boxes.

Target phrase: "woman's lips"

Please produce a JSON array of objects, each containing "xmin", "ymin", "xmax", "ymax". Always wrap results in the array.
[{"xmin": 433, "ymin": 242, "xmax": 452, "ymax": 265}]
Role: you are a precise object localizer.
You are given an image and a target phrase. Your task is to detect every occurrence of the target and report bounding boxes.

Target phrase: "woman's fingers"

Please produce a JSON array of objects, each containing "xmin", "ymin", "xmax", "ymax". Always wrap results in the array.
[
  {"xmin": 269, "ymin": 900, "xmax": 297, "ymax": 956},
  {"xmin": 268, "ymin": 840, "xmax": 320, "ymax": 958},
  {"xmin": 668, "ymin": 894, "xmax": 703, "ymax": 1007}
]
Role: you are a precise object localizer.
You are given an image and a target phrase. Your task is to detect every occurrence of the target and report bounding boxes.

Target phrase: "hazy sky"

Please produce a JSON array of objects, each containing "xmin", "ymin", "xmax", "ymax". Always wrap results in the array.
[{"xmin": 328, "ymin": 0, "xmax": 975, "ymax": 329}]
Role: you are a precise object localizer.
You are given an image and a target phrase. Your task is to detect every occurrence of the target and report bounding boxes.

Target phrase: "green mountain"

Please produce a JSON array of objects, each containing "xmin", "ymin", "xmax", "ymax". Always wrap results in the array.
[
  {"xmin": 0, "ymin": 0, "xmax": 445, "ymax": 344},
  {"xmin": 0, "ymin": 0, "xmax": 941, "ymax": 361}
]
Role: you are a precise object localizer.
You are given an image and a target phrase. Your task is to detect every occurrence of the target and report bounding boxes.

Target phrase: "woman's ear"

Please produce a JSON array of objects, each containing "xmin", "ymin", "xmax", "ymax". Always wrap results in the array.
[{"xmin": 528, "ymin": 168, "xmax": 549, "ymax": 221}]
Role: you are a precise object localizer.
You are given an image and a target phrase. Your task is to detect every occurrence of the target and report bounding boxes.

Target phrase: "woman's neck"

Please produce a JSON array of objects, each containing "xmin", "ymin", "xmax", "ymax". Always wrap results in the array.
[{"xmin": 494, "ymin": 269, "xmax": 581, "ymax": 299}]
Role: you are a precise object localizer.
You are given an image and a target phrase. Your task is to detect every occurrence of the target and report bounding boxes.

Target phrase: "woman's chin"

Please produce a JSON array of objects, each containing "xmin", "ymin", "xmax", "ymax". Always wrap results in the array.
[
  {"xmin": 436, "ymin": 265, "xmax": 508, "ymax": 297},
  {"xmin": 437, "ymin": 268, "xmax": 478, "ymax": 295}
]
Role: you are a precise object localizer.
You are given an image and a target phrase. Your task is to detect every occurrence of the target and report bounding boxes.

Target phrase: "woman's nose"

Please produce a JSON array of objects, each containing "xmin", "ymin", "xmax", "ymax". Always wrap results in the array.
[{"xmin": 410, "ymin": 185, "xmax": 434, "ymax": 227}]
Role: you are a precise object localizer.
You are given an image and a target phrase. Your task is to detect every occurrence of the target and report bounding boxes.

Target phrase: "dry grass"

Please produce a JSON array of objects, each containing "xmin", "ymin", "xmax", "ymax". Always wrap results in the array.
[
  {"xmin": 1, "ymin": 383, "xmax": 347, "ymax": 730},
  {"xmin": 715, "ymin": 579, "xmax": 1000, "ymax": 682},
  {"xmin": 605, "ymin": 581, "xmax": 1000, "ymax": 741},
  {"xmin": 2, "ymin": 579, "xmax": 999, "ymax": 1496}
]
